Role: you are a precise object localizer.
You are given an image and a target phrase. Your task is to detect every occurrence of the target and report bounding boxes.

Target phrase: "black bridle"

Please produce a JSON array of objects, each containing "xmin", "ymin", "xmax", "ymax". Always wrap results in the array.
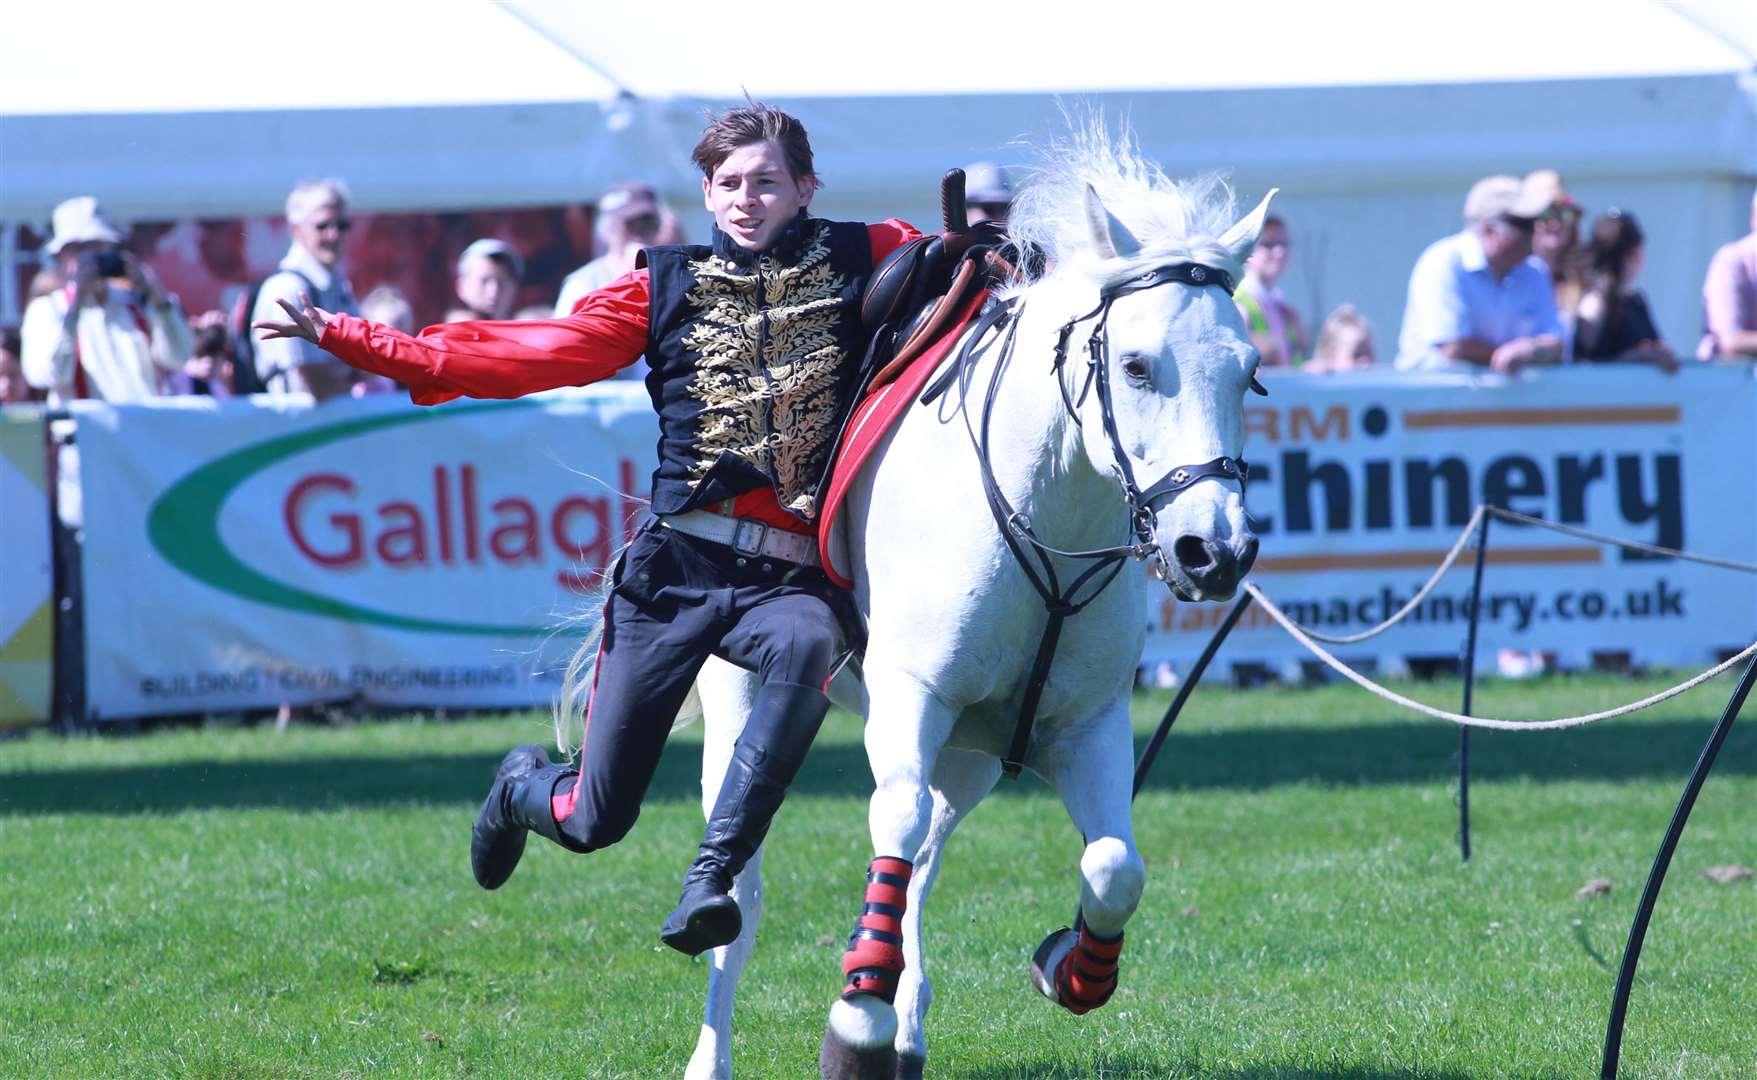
[{"xmin": 923, "ymin": 259, "xmax": 1257, "ymax": 777}]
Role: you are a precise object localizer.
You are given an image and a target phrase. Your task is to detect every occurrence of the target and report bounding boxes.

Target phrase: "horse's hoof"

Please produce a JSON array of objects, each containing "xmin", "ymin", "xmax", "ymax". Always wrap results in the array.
[
  {"xmin": 820, "ymin": 1027, "xmax": 898, "ymax": 1080},
  {"xmin": 895, "ymin": 1051, "xmax": 926, "ymax": 1080},
  {"xmin": 1029, "ymin": 926, "xmax": 1079, "ymax": 1004}
]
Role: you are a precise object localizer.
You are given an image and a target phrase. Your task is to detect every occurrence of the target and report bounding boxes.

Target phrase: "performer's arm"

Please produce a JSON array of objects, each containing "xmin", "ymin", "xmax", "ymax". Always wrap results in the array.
[
  {"xmin": 262, "ymin": 271, "xmax": 651, "ymax": 405},
  {"xmin": 867, "ymin": 219, "xmax": 922, "ymax": 266}
]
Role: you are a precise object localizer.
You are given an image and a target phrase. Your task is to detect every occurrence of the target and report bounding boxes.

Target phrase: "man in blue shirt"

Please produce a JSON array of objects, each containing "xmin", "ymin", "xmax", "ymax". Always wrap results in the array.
[{"xmin": 1396, "ymin": 175, "xmax": 1563, "ymax": 373}]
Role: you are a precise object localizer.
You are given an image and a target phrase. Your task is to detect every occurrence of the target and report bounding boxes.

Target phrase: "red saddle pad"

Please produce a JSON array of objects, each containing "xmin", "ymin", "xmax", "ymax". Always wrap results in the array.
[{"xmin": 817, "ymin": 288, "xmax": 991, "ymax": 586}]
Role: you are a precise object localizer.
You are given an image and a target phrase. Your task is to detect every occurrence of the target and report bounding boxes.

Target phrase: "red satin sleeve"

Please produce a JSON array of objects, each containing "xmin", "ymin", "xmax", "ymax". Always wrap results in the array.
[
  {"xmin": 318, "ymin": 270, "xmax": 651, "ymax": 405},
  {"xmin": 868, "ymin": 219, "xmax": 922, "ymax": 265}
]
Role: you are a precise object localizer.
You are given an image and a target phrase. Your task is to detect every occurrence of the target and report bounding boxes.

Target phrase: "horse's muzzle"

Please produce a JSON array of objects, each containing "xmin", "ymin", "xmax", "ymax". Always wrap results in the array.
[{"xmin": 1167, "ymin": 533, "xmax": 1258, "ymax": 601}]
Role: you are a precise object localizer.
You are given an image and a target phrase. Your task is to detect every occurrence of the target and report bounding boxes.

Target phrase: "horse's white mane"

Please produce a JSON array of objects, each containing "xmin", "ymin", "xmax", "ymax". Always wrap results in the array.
[{"xmin": 1004, "ymin": 115, "xmax": 1243, "ymax": 290}]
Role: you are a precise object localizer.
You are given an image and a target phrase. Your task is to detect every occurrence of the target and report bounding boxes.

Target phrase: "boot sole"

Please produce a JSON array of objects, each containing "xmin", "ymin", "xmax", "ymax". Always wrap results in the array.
[{"xmin": 659, "ymin": 895, "xmax": 742, "ymax": 956}]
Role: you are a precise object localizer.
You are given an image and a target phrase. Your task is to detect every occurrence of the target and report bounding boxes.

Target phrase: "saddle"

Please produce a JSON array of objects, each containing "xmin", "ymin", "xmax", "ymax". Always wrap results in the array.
[
  {"xmin": 858, "ymin": 170, "xmax": 1015, "ymax": 393},
  {"xmin": 812, "ymin": 170, "xmax": 1016, "ymax": 590}
]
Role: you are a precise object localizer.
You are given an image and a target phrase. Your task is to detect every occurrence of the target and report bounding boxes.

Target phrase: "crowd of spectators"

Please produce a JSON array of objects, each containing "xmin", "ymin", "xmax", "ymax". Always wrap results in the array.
[{"xmin": 2, "ymin": 169, "xmax": 1753, "ymax": 414}]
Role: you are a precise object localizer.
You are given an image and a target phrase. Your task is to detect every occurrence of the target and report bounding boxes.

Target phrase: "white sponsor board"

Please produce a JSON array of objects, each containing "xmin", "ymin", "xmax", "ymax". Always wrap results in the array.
[
  {"xmin": 1143, "ymin": 365, "xmax": 1757, "ymax": 671},
  {"xmin": 67, "ymin": 367, "xmax": 1757, "ymax": 719},
  {"xmin": 75, "ymin": 388, "xmax": 656, "ymax": 720}
]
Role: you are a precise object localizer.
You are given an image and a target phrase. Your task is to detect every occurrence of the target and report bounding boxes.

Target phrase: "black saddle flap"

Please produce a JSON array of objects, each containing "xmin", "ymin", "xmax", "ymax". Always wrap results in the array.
[{"xmin": 861, "ymin": 235, "xmax": 945, "ymax": 332}]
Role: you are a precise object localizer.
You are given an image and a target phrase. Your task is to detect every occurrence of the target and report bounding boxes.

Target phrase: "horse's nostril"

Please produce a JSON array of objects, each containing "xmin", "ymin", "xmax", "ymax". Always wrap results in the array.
[
  {"xmin": 1238, "ymin": 536, "xmax": 1260, "ymax": 576},
  {"xmin": 1173, "ymin": 535, "xmax": 1212, "ymax": 570}
]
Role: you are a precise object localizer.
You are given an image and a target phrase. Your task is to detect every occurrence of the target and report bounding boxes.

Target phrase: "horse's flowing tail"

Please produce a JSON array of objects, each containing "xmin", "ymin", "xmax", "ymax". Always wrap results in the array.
[{"xmin": 550, "ymin": 588, "xmax": 606, "ymax": 763}]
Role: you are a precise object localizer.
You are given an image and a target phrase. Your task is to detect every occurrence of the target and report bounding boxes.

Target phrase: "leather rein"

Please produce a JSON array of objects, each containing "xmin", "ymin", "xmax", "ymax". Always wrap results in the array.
[{"xmin": 923, "ymin": 259, "xmax": 1260, "ymax": 777}]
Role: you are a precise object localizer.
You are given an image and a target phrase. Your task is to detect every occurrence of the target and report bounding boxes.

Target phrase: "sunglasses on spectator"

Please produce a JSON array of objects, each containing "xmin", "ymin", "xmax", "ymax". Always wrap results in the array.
[
  {"xmin": 312, "ymin": 218, "xmax": 353, "ymax": 233},
  {"xmin": 1495, "ymin": 215, "xmax": 1536, "ymax": 235},
  {"xmin": 1537, "ymin": 206, "xmax": 1581, "ymax": 224}
]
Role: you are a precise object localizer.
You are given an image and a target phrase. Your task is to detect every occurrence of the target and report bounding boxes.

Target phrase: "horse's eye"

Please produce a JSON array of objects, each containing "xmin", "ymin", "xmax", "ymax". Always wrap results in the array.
[{"xmin": 1121, "ymin": 356, "xmax": 1151, "ymax": 382}]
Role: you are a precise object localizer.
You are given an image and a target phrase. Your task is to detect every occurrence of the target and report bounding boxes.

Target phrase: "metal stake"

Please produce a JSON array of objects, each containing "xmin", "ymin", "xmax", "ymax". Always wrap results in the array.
[
  {"xmin": 1600, "ymin": 652, "xmax": 1756, "ymax": 1078},
  {"xmin": 1133, "ymin": 592, "xmax": 1254, "ymax": 799},
  {"xmin": 1457, "ymin": 509, "xmax": 1493, "ymax": 863}
]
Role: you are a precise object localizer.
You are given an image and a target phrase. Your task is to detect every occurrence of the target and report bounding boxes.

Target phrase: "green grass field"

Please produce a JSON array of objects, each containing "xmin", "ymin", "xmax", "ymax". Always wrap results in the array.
[{"xmin": 2, "ymin": 674, "xmax": 1753, "ymax": 1079}]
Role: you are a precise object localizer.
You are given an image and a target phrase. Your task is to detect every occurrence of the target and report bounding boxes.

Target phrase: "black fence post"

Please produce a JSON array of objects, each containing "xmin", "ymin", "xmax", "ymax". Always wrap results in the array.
[
  {"xmin": 1600, "ymin": 652, "xmax": 1756, "ymax": 1078},
  {"xmin": 1133, "ymin": 592, "xmax": 1254, "ymax": 799},
  {"xmin": 1457, "ymin": 509, "xmax": 1493, "ymax": 863}
]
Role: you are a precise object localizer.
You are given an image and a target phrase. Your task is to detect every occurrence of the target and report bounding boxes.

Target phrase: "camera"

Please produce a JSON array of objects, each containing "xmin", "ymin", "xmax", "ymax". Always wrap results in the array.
[{"xmin": 81, "ymin": 247, "xmax": 128, "ymax": 279}]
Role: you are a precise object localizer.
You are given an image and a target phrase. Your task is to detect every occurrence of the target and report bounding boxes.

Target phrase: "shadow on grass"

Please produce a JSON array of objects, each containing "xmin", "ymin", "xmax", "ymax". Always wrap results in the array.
[
  {"xmin": 1, "ymin": 718, "xmax": 1748, "ymax": 817},
  {"xmin": 952, "ymin": 1059, "xmax": 1542, "ymax": 1080}
]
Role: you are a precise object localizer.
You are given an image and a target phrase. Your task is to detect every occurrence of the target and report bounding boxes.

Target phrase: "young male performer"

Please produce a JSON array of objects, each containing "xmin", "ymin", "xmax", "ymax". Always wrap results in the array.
[{"xmin": 260, "ymin": 105, "xmax": 918, "ymax": 954}]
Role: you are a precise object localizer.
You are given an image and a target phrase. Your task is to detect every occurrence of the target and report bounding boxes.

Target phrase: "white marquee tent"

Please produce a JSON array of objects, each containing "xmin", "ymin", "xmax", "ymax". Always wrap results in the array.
[{"xmin": 2, "ymin": 0, "xmax": 1753, "ymax": 346}]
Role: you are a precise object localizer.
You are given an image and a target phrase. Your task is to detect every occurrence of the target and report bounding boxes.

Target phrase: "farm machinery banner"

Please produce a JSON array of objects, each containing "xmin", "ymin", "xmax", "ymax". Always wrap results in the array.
[
  {"xmin": 74, "ymin": 388, "xmax": 656, "ymax": 720},
  {"xmin": 65, "ymin": 366, "xmax": 1757, "ymax": 718},
  {"xmin": 1150, "ymin": 365, "xmax": 1757, "ymax": 671}
]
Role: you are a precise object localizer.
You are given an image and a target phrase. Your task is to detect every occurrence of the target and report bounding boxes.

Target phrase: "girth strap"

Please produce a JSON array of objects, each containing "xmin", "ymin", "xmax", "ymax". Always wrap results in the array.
[{"xmin": 1002, "ymin": 610, "xmax": 1067, "ymax": 778}]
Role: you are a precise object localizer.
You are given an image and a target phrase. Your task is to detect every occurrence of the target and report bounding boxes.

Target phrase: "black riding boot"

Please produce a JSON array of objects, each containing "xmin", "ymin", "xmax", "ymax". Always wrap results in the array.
[
  {"xmin": 660, "ymin": 680, "xmax": 832, "ymax": 954},
  {"xmin": 470, "ymin": 744, "xmax": 582, "ymax": 890}
]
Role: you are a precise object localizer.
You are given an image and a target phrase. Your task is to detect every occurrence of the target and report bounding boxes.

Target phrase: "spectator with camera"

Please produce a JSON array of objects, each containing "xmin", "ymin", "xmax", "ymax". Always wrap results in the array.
[
  {"xmin": 247, "ymin": 179, "xmax": 362, "ymax": 400},
  {"xmin": 1395, "ymin": 175, "xmax": 1562, "ymax": 373},
  {"xmin": 21, "ymin": 196, "xmax": 192, "ymax": 405}
]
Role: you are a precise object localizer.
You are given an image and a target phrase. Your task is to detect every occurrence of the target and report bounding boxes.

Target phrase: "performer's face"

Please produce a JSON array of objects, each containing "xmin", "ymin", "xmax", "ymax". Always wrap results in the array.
[{"xmin": 702, "ymin": 140, "xmax": 814, "ymax": 252}]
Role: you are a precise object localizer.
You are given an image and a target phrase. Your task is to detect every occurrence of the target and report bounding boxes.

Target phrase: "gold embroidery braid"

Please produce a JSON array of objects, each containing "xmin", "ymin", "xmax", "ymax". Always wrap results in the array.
[{"xmin": 680, "ymin": 223, "xmax": 850, "ymax": 520}]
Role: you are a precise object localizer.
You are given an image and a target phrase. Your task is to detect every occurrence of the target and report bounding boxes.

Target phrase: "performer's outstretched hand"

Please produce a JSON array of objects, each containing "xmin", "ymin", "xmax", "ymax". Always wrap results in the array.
[{"xmin": 255, "ymin": 294, "xmax": 335, "ymax": 345}]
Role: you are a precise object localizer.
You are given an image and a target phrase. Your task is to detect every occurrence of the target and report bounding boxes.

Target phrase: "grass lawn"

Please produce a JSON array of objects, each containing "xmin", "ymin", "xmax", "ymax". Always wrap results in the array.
[{"xmin": 2, "ymin": 674, "xmax": 1753, "ymax": 1079}]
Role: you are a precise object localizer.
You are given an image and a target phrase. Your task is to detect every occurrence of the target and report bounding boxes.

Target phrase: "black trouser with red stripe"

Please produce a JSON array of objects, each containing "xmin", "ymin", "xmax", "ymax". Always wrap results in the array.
[{"xmin": 544, "ymin": 520, "xmax": 847, "ymax": 851}]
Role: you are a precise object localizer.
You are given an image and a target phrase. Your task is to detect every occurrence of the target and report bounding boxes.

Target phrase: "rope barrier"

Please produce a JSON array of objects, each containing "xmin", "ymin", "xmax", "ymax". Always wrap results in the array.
[
  {"xmin": 1244, "ymin": 582, "xmax": 1757, "ymax": 731},
  {"xmin": 1276, "ymin": 503, "xmax": 1757, "ymax": 647},
  {"xmin": 1485, "ymin": 506, "xmax": 1757, "ymax": 574},
  {"xmin": 1295, "ymin": 505, "xmax": 1487, "ymax": 645}
]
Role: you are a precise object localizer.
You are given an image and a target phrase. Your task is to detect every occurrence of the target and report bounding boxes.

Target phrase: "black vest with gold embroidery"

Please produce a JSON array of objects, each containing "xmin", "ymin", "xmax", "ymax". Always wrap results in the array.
[{"xmin": 642, "ymin": 214, "xmax": 872, "ymax": 524}]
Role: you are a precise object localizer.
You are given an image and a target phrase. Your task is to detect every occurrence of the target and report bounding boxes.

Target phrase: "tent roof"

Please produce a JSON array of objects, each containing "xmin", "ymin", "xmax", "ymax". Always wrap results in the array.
[
  {"xmin": 508, "ymin": 0, "xmax": 1755, "ymax": 99},
  {"xmin": 0, "ymin": 1, "xmax": 618, "ymax": 115}
]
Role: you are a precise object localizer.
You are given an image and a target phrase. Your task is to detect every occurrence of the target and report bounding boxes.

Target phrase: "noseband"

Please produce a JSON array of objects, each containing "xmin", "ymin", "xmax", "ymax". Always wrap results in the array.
[{"xmin": 924, "ymin": 258, "xmax": 1255, "ymax": 777}]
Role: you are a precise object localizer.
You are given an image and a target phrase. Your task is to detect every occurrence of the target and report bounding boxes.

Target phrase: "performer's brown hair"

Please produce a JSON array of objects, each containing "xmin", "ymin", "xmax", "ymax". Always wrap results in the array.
[{"xmin": 691, "ymin": 102, "xmax": 819, "ymax": 186}]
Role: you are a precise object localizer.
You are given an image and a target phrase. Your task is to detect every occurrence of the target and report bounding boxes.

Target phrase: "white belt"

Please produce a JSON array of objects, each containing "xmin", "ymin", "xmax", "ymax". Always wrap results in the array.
[{"xmin": 660, "ymin": 510, "xmax": 821, "ymax": 568}]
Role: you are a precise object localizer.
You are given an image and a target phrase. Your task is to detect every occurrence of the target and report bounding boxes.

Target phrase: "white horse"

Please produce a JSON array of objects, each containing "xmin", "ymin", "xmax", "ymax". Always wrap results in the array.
[{"xmin": 684, "ymin": 131, "xmax": 1271, "ymax": 1080}]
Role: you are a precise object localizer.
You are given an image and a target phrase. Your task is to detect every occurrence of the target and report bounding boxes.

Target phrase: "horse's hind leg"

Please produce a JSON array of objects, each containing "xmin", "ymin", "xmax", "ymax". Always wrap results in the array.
[
  {"xmin": 821, "ymin": 671, "xmax": 956, "ymax": 1079},
  {"xmin": 892, "ymin": 747, "xmax": 1001, "ymax": 1078},
  {"xmin": 1032, "ymin": 699, "xmax": 1144, "ymax": 1016},
  {"xmin": 687, "ymin": 658, "xmax": 764, "ymax": 1080}
]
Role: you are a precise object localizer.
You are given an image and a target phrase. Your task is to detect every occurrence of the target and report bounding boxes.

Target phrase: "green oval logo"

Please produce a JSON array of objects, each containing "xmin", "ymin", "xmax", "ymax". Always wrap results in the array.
[{"xmin": 147, "ymin": 401, "xmax": 582, "ymax": 637}]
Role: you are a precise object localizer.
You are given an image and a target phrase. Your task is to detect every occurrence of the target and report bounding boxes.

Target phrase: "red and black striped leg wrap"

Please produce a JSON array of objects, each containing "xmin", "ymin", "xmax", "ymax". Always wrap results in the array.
[
  {"xmin": 841, "ymin": 856, "xmax": 912, "ymax": 1003},
  {"xmin": 1054, "ymin": 912, "xmax": 1122, "ymax": 1015}
]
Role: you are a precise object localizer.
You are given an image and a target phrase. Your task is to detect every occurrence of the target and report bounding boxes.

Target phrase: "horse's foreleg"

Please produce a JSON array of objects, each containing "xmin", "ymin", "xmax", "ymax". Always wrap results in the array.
[
  {"xmin": 1032, "ymin": 703, "xmax": 1144, "ymax": 1016},
  {"xmin": 821, "ymin": 671, "xmax": 955, "ymax": 1079},
  {"xmin": 890, "ymin": 747, "xmax": 1000, "ymax": 1079},
  {"xmin": 687, "ymin": 659, "xmax": 763, "ymax": 1080}
]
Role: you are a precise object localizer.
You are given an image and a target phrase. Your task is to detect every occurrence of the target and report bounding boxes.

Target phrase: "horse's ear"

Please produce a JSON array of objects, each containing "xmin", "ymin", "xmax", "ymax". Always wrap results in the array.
[
  {"xmin": 1084, "ymin": 183, "xmax": 1142, "ymax": 261},
  {"xmin": 1219, "ymin": 188, "xmax": 1279, "ymax": 262}
]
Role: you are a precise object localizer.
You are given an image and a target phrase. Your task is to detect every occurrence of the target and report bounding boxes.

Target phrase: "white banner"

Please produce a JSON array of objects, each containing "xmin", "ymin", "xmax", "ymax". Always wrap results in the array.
[
  {"xmin": 76, "ymin": 387, "xmax": 656, "ymax": 720},
  {"xmin": 1144, "ymin": 365, "xmax": 1757, "ymax": 671},
  {"xmin": 66, "ymin": 367, "xmax": 1757, "ymax": 719}
]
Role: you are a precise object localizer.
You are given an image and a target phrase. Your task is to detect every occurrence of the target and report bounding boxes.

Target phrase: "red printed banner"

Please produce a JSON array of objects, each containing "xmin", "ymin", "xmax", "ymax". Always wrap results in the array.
[{"xmin": 73, "ymin": 388, "xmax": 655, "ymax": 719}]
